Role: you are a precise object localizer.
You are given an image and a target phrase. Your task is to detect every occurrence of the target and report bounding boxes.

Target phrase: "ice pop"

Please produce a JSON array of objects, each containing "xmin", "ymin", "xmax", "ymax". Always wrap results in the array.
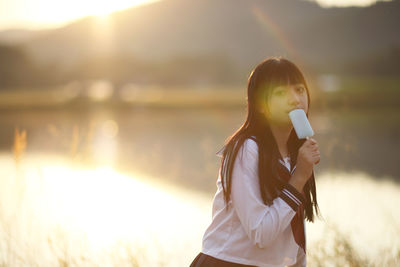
[{"xmin": 288, "ymin": 109, "xmax": 314, "ymax": 139}]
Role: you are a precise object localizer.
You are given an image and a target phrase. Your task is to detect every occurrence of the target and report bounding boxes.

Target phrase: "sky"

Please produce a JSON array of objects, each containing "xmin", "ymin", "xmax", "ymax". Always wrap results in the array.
[{"xmin": 0, "ymin": 0, "xmax": 391, "ymax": 31}]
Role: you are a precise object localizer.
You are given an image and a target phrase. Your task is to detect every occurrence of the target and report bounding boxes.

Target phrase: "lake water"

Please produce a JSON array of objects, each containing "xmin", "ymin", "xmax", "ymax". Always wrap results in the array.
[
  {"xmin": 1, "ymin": 106, "xmax": 399, "ymax": 189},
  {"xmin": 0, "ymin": 106, "xmax": 399, "ymax": 266}
]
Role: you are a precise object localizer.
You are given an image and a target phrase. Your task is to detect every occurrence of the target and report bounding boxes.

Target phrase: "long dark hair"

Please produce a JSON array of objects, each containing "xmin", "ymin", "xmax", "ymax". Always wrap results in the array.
[{"xmin": 218, "ymin": 57, "xmax": 321, "ymax": 222}]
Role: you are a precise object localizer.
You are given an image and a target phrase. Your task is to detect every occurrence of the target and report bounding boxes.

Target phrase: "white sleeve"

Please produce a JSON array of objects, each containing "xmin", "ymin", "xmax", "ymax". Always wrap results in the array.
[{"xmin": 231, "ymin": 138, "xmax": 306, "ymax": 249}]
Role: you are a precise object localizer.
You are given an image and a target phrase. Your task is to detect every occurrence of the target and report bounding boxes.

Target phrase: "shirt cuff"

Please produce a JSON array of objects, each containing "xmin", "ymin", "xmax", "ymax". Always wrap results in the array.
[{"xmin": 279, "ymin": 183, "xmax": 306, "ymax": 212}]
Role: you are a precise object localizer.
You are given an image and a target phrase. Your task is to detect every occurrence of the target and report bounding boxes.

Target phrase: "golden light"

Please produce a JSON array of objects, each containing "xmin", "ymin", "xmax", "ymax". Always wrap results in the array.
[
  {"xmin": 87, "ymin": 80, "xmax": 114, "ymax": 102},
  {"xmin": 1, "ymin": 150, "xmax": 400, "ymax": 265},
  {"xmin": 0, "ymin": 154, "xmax": 210, "ymax": 265},
  {"xmin": 314, "ymin": 0, "xmax": 389, "ymax": 7},
  {"xmin": 0, "ymin": 0, "xmax": 160, "ymax": 30}
]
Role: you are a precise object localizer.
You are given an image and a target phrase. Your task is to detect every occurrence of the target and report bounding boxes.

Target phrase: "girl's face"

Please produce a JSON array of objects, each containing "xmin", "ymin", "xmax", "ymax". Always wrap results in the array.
[{"xmin": 263, "ymin": 83, "xmax": 309, "ymax": 126}]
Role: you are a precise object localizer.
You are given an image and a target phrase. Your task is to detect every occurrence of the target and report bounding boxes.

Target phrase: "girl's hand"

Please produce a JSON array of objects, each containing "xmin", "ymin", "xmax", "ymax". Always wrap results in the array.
[{"xmin": 292, "ymin": 138, "xmax": 320, "ymax": 187}]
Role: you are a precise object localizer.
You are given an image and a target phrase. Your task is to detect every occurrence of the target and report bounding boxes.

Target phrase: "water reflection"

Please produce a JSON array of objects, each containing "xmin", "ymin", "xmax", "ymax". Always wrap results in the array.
[
  {"xmin": 0, "ymin": 107, "xmax": 398, "ymax": 192},
  {"xmin": 92, "ymin": 119, "xmax": 119, "ymax": 165},
  {"xmin": 307, "ymin": 171, "xmax": 400, "ymax": 266},
  {"xmin": 0, "ymin": 154, "xmax": 210, "ymax": 266},
  {"xmin": 86, "ymin": 80, "xmax": 114, "ymax": 102},
  {"xmin": 0, "ymin": 154, "xmax": 399, "ymax": 266}
]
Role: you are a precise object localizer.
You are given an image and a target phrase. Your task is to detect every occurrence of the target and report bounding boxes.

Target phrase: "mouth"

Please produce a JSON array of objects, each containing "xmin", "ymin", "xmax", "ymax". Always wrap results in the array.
[{"xmin": 287, "ymin": 108, "xmax": 303, "ymax": 114}]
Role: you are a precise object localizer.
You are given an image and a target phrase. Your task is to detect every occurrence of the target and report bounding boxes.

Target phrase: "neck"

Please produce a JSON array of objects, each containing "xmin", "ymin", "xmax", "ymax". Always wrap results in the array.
[{"xmin": 270, "ymin": 123, "xmax": 293, "ymax": 159}]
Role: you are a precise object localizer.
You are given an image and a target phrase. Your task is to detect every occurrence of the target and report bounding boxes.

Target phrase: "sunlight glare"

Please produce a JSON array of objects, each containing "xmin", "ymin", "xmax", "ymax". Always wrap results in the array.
[
  {"xmin": 35, "ymin": 162, "xmax": 209, "ymax": 253},
  {"xmin": 1, "ymin": 153, "xmax": 400, "ymax": 265},
  {"xmin": 0, "ymin": 0, "xmax": 160, "ymax": 30},
  {"xmin": 0, "ymin": 153, "xmax": 211, "ymax": 265},
  {"xmin": 313, "ymin": 0, "xmax": 390, "ymax": 7}
]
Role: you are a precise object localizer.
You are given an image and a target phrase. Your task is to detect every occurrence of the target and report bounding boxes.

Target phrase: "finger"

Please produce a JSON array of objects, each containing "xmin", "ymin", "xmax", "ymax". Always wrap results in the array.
[
  {"xmin": 312, "ymin": 153, "xmax": 320, "ymax": 160},
  {"xmin": 308, "ymin": 138, "xmax": 317, "ymax": 144},
  {"xmin": 306, "ymin": 146, "xmax": 318, "ymax": 153},
  {"xmin": 306, "ymin": 140, "xmax": 317, "ymax": 147},
  {"xmin": 311, "ymin": 152, "xmax": 321, "ymax": 158},
  {"xmin": 309, "ymin": 143, "xmax": 318, "ymax": 149}
]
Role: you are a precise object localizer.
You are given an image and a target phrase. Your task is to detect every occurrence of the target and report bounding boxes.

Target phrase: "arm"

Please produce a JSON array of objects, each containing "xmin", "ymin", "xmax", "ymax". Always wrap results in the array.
[{"xmin": 231, "ymin": 139, "xmax": 305, "ymax": 249}]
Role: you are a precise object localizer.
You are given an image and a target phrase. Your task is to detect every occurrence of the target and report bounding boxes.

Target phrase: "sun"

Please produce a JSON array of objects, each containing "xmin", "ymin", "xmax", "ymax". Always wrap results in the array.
[
  {"xmin": 0, "ymin": 0, "xmax": 160, "ymax": 30},
  {"xmin": 89, "ymin": 1, "xmax": 143, "ymax": 17},
  {"xmin": 80, "ymin": 0, "xmax": 158, "ymax": 17}
]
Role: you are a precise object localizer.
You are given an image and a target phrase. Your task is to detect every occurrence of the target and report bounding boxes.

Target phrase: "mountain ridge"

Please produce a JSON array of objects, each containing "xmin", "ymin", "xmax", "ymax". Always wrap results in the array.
[{"xmin": 1, "ymin": 0, "xmax": 399, "ymax": 80}]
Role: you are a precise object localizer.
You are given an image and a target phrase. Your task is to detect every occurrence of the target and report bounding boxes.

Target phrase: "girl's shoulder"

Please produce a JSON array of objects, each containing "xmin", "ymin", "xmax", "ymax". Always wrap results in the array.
[
  {"xmin": 216, "ymin": 135, "xmax": 259, "ymax": 158},
  {"xmin": 248, "ymin": 135, "xmax": 257, "ymax": 143},
  {"xmin": 240, "ymin": 136, "xmax": 259, "ymax": 155}
]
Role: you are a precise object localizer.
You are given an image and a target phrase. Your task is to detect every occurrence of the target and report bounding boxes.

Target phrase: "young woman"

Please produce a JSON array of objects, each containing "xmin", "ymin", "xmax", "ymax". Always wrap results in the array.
[{"xmin": 190, "ymin": 57, "xmax": 321, "ymax": 267}]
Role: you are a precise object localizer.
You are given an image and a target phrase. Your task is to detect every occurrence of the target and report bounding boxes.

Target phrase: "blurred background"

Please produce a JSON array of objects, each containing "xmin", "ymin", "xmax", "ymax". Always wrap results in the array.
[{"xmin": 0, "ymin": 0, "xmax": 399, "ymax": 266}]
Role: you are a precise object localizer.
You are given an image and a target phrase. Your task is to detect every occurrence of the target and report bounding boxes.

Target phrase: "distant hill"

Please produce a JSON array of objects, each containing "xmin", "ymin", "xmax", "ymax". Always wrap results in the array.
[
  {"xmin": 0, "ymin": 0, "xmax": 399, "ymax": 86},
  {"xmin": 0, "ymin": 29, "xmax": 36, "ymax": 44}
]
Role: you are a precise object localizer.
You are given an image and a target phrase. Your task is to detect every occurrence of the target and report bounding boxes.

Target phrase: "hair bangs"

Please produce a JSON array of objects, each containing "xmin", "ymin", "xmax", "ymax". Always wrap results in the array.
[{"xmin": 269, "ymin": 60, "xmax": 306, "ymax": 89}]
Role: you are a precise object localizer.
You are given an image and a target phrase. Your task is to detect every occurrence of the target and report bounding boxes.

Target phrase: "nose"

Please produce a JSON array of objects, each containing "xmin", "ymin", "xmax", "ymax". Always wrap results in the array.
[{"xmin": 287, "ymin": 87, "xmax": 300, "ymax": 106}]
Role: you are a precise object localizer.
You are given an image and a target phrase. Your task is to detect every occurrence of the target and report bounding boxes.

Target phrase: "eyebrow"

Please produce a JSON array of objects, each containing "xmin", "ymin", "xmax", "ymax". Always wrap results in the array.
[{"xmin": 274, "ymin": 84, "xmax": 305, "ymax": 90}]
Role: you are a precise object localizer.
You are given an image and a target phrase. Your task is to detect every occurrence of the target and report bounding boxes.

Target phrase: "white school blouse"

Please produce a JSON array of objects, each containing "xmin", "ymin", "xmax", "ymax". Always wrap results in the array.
[{"xmin": 201, "ymin": 138, "xmax": 306, "ymax": 267}]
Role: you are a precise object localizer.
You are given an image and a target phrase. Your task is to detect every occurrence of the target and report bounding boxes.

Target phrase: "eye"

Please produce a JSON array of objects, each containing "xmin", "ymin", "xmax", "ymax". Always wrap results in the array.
[
  {"xmin": 274, "ymin": 89, "xmax": 285, "ymax": 96},
  {"xmin": 297, "ymin": 86, "xmax": 305, "ymax": 93}
]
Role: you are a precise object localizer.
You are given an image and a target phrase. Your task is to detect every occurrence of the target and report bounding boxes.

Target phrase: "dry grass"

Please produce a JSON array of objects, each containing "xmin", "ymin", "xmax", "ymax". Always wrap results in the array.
[
  {"xmin": 46, "ymin": 122, "xmax": 96, "ymax": 165},
  {"xmin": 12, "ymin": 128, "xmax": 26, "ymax": 166},
  {"xmin": 308, "ymin": 220, "xmax": 400, "ymax": 267},
  {"xmin": 0, "ymin": 128, "xmax": 146, "ymax": 266},
  {"xmin": 308, "ymin": 223, "xmax": 370, "ymax": 267}
]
